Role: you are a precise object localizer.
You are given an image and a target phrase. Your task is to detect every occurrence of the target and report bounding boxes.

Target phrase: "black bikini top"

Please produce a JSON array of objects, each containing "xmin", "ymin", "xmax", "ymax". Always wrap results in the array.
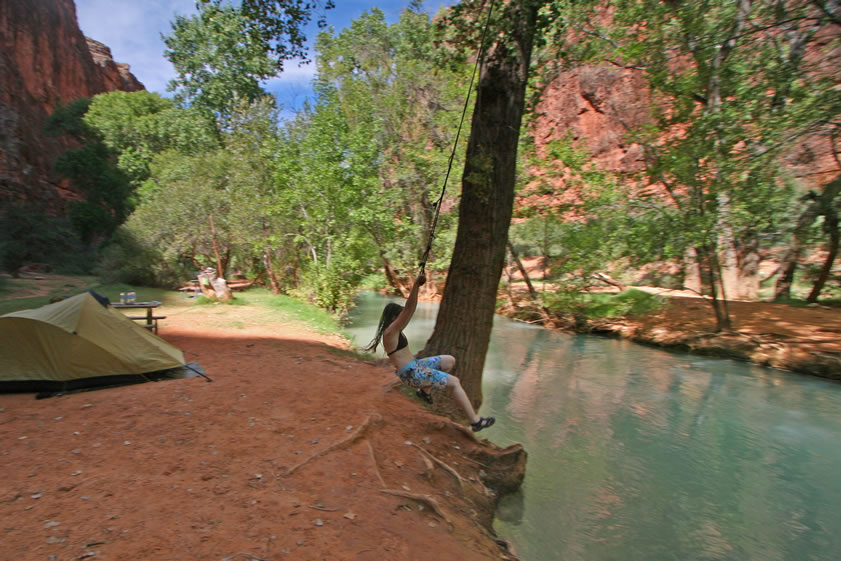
[{"xmin": 387, "ymin": 332, "xmax": 408, "ymax": 356}]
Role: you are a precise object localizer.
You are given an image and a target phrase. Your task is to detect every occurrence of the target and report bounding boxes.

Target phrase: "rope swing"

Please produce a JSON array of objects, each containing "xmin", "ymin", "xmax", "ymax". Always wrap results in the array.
[{"xmin": 418, "ymin": 0, "xmax": 498, "ymax": 275}]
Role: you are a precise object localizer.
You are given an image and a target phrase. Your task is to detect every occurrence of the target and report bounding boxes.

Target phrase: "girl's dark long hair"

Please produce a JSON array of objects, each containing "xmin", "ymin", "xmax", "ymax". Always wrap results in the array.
[{"xmin": 363, "ymin": 303, "xmax": 403, "ymax": 352}]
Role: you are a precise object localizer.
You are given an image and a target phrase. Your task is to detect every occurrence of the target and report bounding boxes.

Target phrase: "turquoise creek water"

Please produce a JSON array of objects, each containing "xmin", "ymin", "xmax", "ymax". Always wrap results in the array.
[{"xmin": 345, "ymin": 291, "xmax": 841, "ymax": 561}]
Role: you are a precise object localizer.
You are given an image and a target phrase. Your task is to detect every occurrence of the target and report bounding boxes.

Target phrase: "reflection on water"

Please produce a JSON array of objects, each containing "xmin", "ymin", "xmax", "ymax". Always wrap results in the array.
[{"xmin": 346, "ymin": 292, "xmax": 841, "ymax": 561}]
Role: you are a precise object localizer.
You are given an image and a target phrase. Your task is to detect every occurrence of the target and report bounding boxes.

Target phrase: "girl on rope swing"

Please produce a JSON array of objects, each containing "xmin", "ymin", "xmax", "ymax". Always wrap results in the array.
[{"xmin": 364, "ymin": 271, "xmax": 495, "ymax": 432}]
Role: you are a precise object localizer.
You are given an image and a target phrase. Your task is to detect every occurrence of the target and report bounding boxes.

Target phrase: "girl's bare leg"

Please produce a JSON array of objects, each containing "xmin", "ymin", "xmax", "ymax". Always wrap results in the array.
[
  {"xmin": 438, "ymin": 355, "xmax": 456, "ymax": 372},
  {"xmin": 446, "ymin": 375, "xmax": 479, "ymax": 424}
]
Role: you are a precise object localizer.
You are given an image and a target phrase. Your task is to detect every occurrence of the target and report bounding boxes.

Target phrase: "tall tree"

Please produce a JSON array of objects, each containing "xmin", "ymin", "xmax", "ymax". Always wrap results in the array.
[
  {"xmin": 423, "ymin": 0, "xmax": 542, "ymax": 414},
  {"xmin": 84, "ymin": 90, "xmax": 218, "ymax": 186},
  {"xmin": 269, "ymin": 94, "xmax": 375, "ymax": 312},
  {"xmin": 559, "ymin": 0, "xmax": 841, "ymax": 325},
  {"xmin": 164, "ymin": 0, "xmax": 333, "ymax": 126},
  {"xmin": 128, "ymin": 149, "xmax": 239, "ymax": 278},
  {"xmin": 45, "ymin": 99, "xmax": 133, "ymax": 247},
  {"xmin": 776, "ymin": 175, "xmax": 841, "ymax": 299},
  {"xmin": 313, "ymin": 6, "xmax": 469, "ymax": 294},
  {"xmin": 224, "ymin": 97, "xmax": 287, "ymax": 293}
]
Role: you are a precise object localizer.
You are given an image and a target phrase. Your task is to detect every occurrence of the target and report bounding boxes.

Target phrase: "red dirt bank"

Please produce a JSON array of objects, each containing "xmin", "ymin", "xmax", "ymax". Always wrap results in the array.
[
  {"xmin": 0, "ymin": 310, "xmax": 524, "ymax": 561},
  {"xmin": 584, "ymin": 294, "xmax": 841, "ymax": 382}
]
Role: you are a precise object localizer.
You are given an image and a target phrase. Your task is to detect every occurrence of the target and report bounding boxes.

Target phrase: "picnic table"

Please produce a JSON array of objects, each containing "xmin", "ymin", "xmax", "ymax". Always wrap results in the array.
[{"xmin": 112, "ymin": 301, "xmax": 165, "ymax": 334}]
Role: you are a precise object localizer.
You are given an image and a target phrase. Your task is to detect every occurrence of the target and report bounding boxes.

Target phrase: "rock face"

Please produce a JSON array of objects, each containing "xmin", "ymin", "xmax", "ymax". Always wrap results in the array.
[
  {"xmin": 0, "ymin": 0, "xmax": 143, "ymax": 210},
  {"xmin": 524, "ymin": 57, "xmax": 836, "ymax": 211},
  {"xmin": 518, "ymin": 64, "xmax": 651, "ymax": 213},
  {"xmin": 534, "ymin": 65, "xmax": 649, "ymax": 173}
]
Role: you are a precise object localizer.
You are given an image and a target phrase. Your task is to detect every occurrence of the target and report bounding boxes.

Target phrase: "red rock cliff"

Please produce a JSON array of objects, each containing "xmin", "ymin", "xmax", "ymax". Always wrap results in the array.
[
  {"xmin": 519, "ymin": 63, "xmax": 652, "ymax": 214},
  {"xmin": 522, "ymin": 40, "xmax": 837, "ymax": 215},
  {"xmin": 0, "ymin": 0, "xmax": 143, "ymax": 210}
]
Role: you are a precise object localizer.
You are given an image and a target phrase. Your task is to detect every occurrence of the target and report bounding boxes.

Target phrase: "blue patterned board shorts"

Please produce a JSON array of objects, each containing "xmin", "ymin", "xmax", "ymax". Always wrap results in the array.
[{"xmin": 396, "ymin": 356, "xmax": 450, "ymax": 390}]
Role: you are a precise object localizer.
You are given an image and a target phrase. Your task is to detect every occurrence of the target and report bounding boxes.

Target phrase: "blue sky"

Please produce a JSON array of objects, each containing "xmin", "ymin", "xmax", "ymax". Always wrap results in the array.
[{"xmin": 75, "ymin": 0, "xmax": 454, "ymax": 117}]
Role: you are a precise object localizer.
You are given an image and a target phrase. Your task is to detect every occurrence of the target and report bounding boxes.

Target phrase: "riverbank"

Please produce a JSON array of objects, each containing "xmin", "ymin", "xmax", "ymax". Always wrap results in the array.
[
  {"xmin": 0, "ymin": 297, "xmax": 525, "ymax": 561},
  {"xmin": 501, "ymin": 288, "xmax": 841, "ymax": 382}
]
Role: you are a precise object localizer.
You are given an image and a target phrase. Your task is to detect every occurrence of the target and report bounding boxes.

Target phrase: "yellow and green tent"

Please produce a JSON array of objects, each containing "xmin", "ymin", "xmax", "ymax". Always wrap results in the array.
[{"xmin": 0, "ymin": 291, "xmax": 186, "ymax": 394}]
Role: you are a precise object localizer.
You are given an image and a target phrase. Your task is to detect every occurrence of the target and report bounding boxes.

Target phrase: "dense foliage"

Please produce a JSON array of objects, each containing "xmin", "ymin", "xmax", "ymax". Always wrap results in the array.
[{"xmin": 11, "ymin": 0, "xmax": 837, "ymax": 319}]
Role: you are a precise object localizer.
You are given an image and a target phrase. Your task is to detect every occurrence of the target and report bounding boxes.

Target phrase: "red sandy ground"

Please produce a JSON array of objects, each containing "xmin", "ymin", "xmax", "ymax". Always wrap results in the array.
[
  {"xmin": 2, "ymin": 276, "xmax": 840, "ymax": 561},
  {"xmin": 0, "ymin": 305, "xmax": 517, "ymax": 561}
]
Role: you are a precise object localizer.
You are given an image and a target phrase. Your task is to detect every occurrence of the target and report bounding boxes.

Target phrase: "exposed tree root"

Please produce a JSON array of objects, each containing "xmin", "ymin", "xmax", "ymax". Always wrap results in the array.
[
  {"xmin": 365, "ymin": 438, "xmax": 387, "ymax": 488},
  {"xmin": 425, "ymin": 417, "xmax": 482, "ymax": 443},
  {"xmin": 381, "ymin": 379, "xmax": 402, "ymax": 393},
  {"xmin": 319, "ymin": 358, "xmax": 352, "ymax": 369},
  {"xmin": 379, "ymin": 489, "xmax": 454, "ymax": 531},
  {"xmin": 308, "ymin": 504, "xmax": 340, "ymax": 512},
  {"xmin": 411, "ymin": 442, "xmax": 467, "ymax": 493},
  {"xmin": 417, "ymin": 449, "xmax": 435, "ymax": 481},
  {"xmin": 220, "ymin": 554, "xmax": 269, "ymax": 561},
  {"xmin": 282, "ymin": 414, "xmax": 379, "ymax": 477}
]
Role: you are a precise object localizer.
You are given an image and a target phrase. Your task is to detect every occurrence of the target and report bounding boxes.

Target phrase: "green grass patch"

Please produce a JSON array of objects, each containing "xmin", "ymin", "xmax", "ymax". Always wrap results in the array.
[
  {"xmin": 0, "ymin": 278, "xmax": 347, "ymax": 341},
  {"xmin": 188, "ymin": 288, "xmax": 345, "ymax": 336},
  {"xmin": 0, "ymin": 275, "xmax": 99, "ymax": 315},
  {"xmin": 264, "ymin": 291, "xmax": 342, "ymax": 334},
  {"xmin": 194, "ymin": 294, "xmax": 249, "ymax": 306},
  {"xmin": 543, "ymin": 288, "xmax": 666, "ymax": 321},
  {"xmin": 325, "ymin": 345, "xmax": 374, "ymax": 363},
  {"xmin": 186, "ymin": 287, "xmax": 343, "ymax": 335}
]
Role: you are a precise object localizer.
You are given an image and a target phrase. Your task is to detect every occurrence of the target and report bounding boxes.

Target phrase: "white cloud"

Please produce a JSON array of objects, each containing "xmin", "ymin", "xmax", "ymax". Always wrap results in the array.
[
  {"xmin": 75, "ymin": 0, "xmax": 197, "ymax": 94},
  {"xmin": 73, "ymin": 0, "xmax": 458, "ymax": 108}
]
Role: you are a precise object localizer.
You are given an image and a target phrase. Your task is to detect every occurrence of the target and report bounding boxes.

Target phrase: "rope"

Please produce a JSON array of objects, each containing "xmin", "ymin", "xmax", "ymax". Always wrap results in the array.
[{"xmin": 418, "ymin": 0, "xmax": 497, "ymax": 274}]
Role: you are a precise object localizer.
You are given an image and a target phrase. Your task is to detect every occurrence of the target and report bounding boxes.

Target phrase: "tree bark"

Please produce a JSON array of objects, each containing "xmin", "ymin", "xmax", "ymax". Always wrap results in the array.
[
  {"xmin": 263, "ymin": 219, "xmax": 281, "ymax": 295},
  {"xmin": 380, "ymin": 251, "xmax": 410, "ymax": 296},
  {"xmin": 697, "ymin": 244, "xmax": 732, "ymax": 331},
  {"xmin": 208, "ymin": 213, "xmax": 226, "ymax": 279},
  {"xmin": 264, "ymin": 249, "xmax": 280, "ymax": 294},
  {"xmin": 508, "ymin": 241, "xmax": 553, "ymax": 323},
  {"xmin": 422, "ymin": 0, "xmax": 540, "ymax": 417},
  {"xmin": 507, "ymin": 241, "xmax": 539, "ymax": 300},
  {"xmin": 503, "ymin": 256, "xmax": 516, "ymax": 309},
  {"xmin": 683, "ymin": 247, "xmax": 703, "ymax": 294},
  {"xmin": 738, "ymin": 235, "xmax": 760, "ymax": 299},
  {"xmin": 717, "ymin": 193, "xmax": 742, "ymax": 298},
  {"xmin": 807, "ymin": 211, "xmax": 839, "ymax": 303},
  {"xmin": 775, "ymin": 175, "xmax": 841, "ymax": 299}
]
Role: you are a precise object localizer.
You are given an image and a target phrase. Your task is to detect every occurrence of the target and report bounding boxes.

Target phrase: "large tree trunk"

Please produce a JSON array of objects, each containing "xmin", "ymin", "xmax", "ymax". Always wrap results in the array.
[
  {"xmin": 717, "ymin": 193, "xmax": 742, "ymax": 298},
  {"xmin": 264, "ymin": 249, "xmax": 280, "ymax": 294},
  {"xmin": 807, "ymin": 211, "xmax": 839, "ymax": 303},
  {"xmin": 263, "ymin": 219, "xmax": 281, "ymax": 295},
  {"xmin": 508, "ymin": 241, "xmax": 539, "ymax": 300},
  {"xmin": 208, "ymin": 213, "xmax": 226, "ymax": 279},
  {"xmin": 698, "ymin": 245, "xmax": 732, "ymax": 331},
  {"xmin": 774, "ymin": 199, "xmax": 823, "ymax": 299},
  {"xmin": 508, "ymin": 241, "xmax": 552, "ymax": 323},
  {"xmin": 738, "ymin": 235, "xmax": 760, "ymax": 299},
  {"xmin": 683, "ymin": 247, "xmax": 703, "ymax": 294},
  {"xmin": 775, "ymin": 175, "xmax": 841, "ymax": 299},
  {"xmin": 380, "ymin": 251, "xmax": 410, "ymax": 296},
  {"xmin": 422, "ymin": 0, "xmax": 540, "ymax": 418}
]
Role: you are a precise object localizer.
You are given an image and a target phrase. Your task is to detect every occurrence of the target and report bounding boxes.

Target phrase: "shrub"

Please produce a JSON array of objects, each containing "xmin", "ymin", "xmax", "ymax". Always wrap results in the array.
[
  {"xmin": 95, "ymin": 227, "xmax": 186, "ymax": 288},
  {"xmin": 293, "ymin": 257, "xmax": 364, "ymax": 315},
  {"xmin": 359, "ymin": 272, "xmax": 388, "ymax": 292},
  {"xmin": 0, "ymin": 203, "xmax": 87, "ymax": 275},
  {"xmin": 543, "ymin": 288, "xmax": 665, "ymax": 323}
]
